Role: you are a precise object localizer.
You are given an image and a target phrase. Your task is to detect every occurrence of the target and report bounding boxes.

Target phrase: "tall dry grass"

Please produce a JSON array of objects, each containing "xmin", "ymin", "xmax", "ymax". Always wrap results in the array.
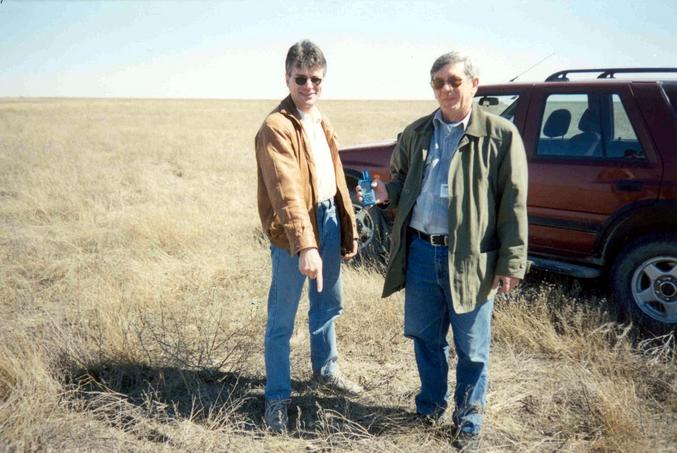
[{"xmin": 0, "ymin": 98, "xmax": 674, "ymax": 452}]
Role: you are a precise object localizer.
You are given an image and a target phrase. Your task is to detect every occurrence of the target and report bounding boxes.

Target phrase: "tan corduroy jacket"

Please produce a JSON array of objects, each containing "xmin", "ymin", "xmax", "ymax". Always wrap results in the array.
[{"xmin": 255, "ymin": 96, "xmax": 358, "ymax": 255}]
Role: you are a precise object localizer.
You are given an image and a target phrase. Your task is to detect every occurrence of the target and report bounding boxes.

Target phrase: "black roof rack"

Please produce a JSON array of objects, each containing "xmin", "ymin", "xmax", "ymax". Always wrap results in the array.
[{"xmin": 545, "ymin": 67, "xmax": 677, "ymax": 82}]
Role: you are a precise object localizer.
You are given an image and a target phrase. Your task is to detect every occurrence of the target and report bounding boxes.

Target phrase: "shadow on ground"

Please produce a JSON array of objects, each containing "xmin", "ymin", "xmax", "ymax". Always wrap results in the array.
[{"xmin": 66, "ymin": 363, "xmax": 436, "ymax": 441}]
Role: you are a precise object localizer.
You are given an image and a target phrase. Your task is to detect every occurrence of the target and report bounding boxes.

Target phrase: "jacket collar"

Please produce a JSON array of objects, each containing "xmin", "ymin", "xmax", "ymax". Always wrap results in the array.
[
  {"xmin": 413, "ymin": 111, "xmax": 436, "ymax": 137},
  {"xmin": 414, "ymin": 106, "xmax": 489, "ymax": 138},
  {"xmin": 278, "ymin": 95, "xmax": 304, "ymax": 123},
  {"xmin": 465, "ymin": 106, "xmax": 489, "ymax": 138},
  {"xmin": 277, "ymin": 95, "xmax": 331, "ymax": 132}
]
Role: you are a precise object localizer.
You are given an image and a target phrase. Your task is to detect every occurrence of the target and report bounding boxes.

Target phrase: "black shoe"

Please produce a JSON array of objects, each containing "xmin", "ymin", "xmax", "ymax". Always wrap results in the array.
[
  {"xmin": 452, "ymin": 430, "xmax": 480, "ymax": 452},
  {"xmin": 263, "ymin": 398, "xmax": 289, "ymax": 433},
  {"xmin": 415, "ymin": 409, "xmax": 445, "ymax": 427}
]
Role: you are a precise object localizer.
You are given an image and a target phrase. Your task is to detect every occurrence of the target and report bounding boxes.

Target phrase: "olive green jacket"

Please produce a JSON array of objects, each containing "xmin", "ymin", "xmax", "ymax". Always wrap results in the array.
[{"xmin": 382, "ymin": 106, "xmax": 528, "ymax": 313}]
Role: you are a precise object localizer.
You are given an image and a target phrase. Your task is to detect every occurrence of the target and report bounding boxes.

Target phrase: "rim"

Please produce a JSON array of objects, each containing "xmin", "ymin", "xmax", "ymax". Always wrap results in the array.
[
  {"xmin": 353, "ymin": 203, "xmax": 374, "ymax": 250},
  {"xmin": 631, "ymin": 255, "xmax": 677, "ymax": 324}
]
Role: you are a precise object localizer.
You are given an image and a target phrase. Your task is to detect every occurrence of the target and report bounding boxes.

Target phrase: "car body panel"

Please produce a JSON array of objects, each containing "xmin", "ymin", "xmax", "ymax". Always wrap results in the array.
[{"xmin": 340, "ymin": 142, "xmax": 395, "ymax": 182}]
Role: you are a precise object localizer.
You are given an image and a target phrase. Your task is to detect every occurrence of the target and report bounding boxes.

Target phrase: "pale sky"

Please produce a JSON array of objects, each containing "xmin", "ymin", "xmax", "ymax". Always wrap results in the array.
[{"xmin": 1, "ymin": 0, "xmax": 675, "ymax": 100}]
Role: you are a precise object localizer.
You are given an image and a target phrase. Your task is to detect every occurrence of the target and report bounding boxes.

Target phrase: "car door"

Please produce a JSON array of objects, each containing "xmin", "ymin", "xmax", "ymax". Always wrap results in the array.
[{"xmin": 523, "ymin": 84, "xmax": 663, "ymax": 260}]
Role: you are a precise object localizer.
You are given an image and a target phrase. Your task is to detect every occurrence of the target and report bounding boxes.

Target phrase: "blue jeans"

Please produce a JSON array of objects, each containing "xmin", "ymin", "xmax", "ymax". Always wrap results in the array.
[
  {"xmin": 404, "ymin": 233, "xmax": 493, "ymax": 434},
  {"xmin": 264, "ymin": 198, "xmax": 343, "ymax": 401}
]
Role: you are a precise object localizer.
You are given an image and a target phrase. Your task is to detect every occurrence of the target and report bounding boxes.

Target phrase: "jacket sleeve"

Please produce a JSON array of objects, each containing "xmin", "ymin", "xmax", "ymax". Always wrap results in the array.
[
  {"xmin": 256, "ymin": 122, "xmax": 317, "ymax": 254},
  {"xmin": 385, "ymin": 130, "xmax": 411, "ymax": 209},
  {"xmin": 495, "ymin": 125, "xmax": 529, "ymax": 278}
]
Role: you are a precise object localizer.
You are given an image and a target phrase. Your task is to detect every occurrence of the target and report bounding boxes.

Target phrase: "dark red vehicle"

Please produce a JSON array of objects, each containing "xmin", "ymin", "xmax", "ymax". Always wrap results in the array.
[{"xmin": 340, "ymin": 68, "xmax": 677, "ymax": 335}]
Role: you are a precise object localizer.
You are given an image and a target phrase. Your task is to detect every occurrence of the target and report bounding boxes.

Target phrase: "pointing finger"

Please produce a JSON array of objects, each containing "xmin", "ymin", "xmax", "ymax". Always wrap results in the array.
[{"xmin": 316, "ymin": 270, "xmax": 323, "ymax": 293}]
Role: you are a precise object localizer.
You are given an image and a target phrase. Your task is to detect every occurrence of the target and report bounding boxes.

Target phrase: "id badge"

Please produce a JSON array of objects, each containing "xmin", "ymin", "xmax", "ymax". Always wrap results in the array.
[{"xmin": 440, "ymin": 183, "xmax": 448, "ymax": 198}]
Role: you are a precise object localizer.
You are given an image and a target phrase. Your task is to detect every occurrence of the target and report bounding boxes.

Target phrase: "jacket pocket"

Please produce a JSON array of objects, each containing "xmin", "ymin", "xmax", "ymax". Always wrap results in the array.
[
  {"xmin": 459, "ymin": 250, "xmax": 498, "ymax": 303},
  {"xmin": 477, "ymin": 250, "xmax": 499, "ymax": 301}
]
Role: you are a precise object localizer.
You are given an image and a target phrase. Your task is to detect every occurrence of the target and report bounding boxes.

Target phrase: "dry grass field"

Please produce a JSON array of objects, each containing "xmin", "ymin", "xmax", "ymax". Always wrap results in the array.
[{"xmin": 0, "ymin": 98, "xmax": 675, "ymax": 452}]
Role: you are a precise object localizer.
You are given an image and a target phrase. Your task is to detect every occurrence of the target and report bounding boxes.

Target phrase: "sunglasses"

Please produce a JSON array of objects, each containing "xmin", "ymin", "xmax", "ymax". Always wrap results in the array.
[
  {"xmin": 431, "ymin": 76, "xmax": 466, "ymax": 90},
  {"xmin": 293, "ymin": 75, "xmax": 323, "ymax": 87}
]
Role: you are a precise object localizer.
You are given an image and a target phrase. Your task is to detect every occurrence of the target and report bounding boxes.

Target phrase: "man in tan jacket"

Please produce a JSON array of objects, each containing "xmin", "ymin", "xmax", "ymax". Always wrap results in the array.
[{"xmin": 255, "ymin": 40, "xmax": 361, "ymax": 433}]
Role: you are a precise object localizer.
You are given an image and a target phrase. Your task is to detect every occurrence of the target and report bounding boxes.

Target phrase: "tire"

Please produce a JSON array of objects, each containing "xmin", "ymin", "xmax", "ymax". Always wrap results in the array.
[
  {"xmin": 610, "ymin": 235, "xmax": 677, "ymax": 336},
  {"xmin": 349, "ymin": 192, "xmax": 391, "ymax": 267}
]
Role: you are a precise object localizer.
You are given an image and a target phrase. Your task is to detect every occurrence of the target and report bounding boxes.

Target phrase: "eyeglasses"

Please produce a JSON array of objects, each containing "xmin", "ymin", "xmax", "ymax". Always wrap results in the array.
[
  {"xmin": 293, "ymin": 75, "xmax": 323, "ymax": 87},
  {"xmin": 431, "ymin": 76, "xmax": 466, "ymax": 90}
]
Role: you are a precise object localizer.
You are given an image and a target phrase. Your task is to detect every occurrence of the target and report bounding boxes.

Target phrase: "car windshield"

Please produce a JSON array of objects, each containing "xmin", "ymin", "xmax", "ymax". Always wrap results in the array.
[{"xmin": 474, "ymin": 94, "xmax": 519, "ymax": 123}]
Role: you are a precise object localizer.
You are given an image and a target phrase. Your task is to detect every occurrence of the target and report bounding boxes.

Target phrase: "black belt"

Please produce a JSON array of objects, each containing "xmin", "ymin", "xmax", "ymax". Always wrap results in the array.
[{"xmin": 409, "ymin": 227, "xmax": 448, "ymax": 246}]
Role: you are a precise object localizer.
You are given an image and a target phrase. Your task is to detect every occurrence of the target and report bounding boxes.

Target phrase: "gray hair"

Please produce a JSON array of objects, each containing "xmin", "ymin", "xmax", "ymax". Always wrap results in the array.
[
  {"xmin": 285, "ymin": 40, "xmax": 327, "ymax": 75},
  {"xmin": 430, "ymin": 52, "xmax": 479, "ymax": 80}
]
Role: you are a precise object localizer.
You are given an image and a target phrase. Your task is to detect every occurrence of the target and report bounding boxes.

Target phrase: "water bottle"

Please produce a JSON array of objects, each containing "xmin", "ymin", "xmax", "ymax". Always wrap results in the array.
[{"xmin": 358, "ymin": 170, "xmax": 376, "ymax": 207}]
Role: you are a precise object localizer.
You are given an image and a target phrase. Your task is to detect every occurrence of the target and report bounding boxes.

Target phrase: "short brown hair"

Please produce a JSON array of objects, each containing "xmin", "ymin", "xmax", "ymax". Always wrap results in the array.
[{"xmin": 285, "ymin": 40, "xmax": 327, "ymax": 75}]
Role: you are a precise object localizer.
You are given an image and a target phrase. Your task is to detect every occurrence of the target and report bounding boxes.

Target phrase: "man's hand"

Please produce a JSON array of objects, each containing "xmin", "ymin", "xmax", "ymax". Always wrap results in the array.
[
  {"xmin": 355, "ymin": 179, "xmax": 389, "ymax": 205},
  {"xmin": 299, "ymin": 247, "xmax": 323, "ymax": 292},
  {"xmin": 342, "ymin": 239, "xmax": 358, "ymax": 260},
  {"xmin": 492, "ymin": 275, "xmax": 521, "ymax": 294}
]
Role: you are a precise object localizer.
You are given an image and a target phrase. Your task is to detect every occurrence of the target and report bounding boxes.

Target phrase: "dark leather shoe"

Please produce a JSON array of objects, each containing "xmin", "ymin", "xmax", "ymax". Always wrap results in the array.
[
  {"xmin": 452, "ymin": 430, "xmax": 480, "ymax": 452},
  {"xmin": 415, "ymin": 409, "xmax": 445, "ymax": 427}
]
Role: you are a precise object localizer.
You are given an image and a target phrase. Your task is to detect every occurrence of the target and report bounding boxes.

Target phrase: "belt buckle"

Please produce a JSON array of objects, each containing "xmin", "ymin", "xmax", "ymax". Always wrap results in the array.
[{"xmin": 430, "ymin": 234, "xmax": 447, "ymax": 246}]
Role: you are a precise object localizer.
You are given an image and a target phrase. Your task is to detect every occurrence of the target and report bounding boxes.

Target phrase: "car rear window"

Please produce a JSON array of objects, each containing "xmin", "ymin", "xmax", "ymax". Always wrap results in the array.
[{"xmin": 536, "ymin": 92, "xmax": 644, "ymax": 160}]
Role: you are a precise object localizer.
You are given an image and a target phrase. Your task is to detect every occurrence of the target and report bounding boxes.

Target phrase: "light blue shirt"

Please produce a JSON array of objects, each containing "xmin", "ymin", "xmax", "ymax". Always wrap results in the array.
[{"xmin": 409, "ymin": 109, "xmax": 469, "ymax": 235}]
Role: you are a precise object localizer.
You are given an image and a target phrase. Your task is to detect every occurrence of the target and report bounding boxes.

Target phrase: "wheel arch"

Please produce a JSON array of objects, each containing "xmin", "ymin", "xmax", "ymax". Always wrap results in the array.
[
  {"xmin": 600, "ymin": 200, "xmax": 677, "ymax": 272},
  {"xmin": 342, "ymin": 168, "xmax": 392, "ymax": 265}
]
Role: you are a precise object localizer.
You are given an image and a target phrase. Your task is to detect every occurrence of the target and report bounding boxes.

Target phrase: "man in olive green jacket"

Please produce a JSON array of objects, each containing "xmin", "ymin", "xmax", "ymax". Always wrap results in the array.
[{"xmin": 359, "ymin": 51, "xmax": 527, "ymax": 450}]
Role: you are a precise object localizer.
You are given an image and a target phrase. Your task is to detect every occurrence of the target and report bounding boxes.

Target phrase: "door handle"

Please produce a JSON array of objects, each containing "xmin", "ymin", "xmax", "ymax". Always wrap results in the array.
[{"xmin": 615, "ymin": 181, "xmax": 643, "ymax": 192}]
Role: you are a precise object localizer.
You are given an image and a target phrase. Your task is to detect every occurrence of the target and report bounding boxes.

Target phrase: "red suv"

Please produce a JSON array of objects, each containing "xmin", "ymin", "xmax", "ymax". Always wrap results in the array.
[{"xmin": 339, "ymin": 68, "xmax": 677, "ymax": 335}]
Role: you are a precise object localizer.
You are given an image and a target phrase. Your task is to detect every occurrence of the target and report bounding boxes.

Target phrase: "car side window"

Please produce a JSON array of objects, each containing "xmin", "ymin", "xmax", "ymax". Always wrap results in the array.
[
  {"xmin": 607, "ymin": 94, "xmax": 644, "ymax": 159},
  {"xmin": 536, "ymin": 93, "xmax": 644, "ymax": 160},
  {"xmin": 473, "ymin": 94, "xmax": 519, "ymax": 123}
]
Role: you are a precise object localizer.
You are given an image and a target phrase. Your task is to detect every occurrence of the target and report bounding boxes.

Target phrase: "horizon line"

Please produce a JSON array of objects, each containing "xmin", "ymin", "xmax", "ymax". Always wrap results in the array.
[{"xmin": 0, "ymin": 95, "xmax": 436, "ymax": 102}]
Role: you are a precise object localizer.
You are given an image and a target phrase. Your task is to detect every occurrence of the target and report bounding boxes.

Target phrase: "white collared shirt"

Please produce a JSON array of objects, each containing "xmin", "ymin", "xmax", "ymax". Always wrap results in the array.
[{"xmin": 298, "ymin": 107, "xmax": 337, "ymax": 202}]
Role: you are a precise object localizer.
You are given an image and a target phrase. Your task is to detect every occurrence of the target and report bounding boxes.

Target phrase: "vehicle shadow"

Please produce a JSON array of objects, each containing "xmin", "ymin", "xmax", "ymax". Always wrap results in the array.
[
  {"xmin": 521, "ymin": 267, "xmax": 609, "ymax": 300},
  {"xmin": 516, "ymin": 267, "xmax": 618, "ymax": 317},
  {"xmin": 67, "ymin": 362, "xmax": 428, "ymax": 441}
]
